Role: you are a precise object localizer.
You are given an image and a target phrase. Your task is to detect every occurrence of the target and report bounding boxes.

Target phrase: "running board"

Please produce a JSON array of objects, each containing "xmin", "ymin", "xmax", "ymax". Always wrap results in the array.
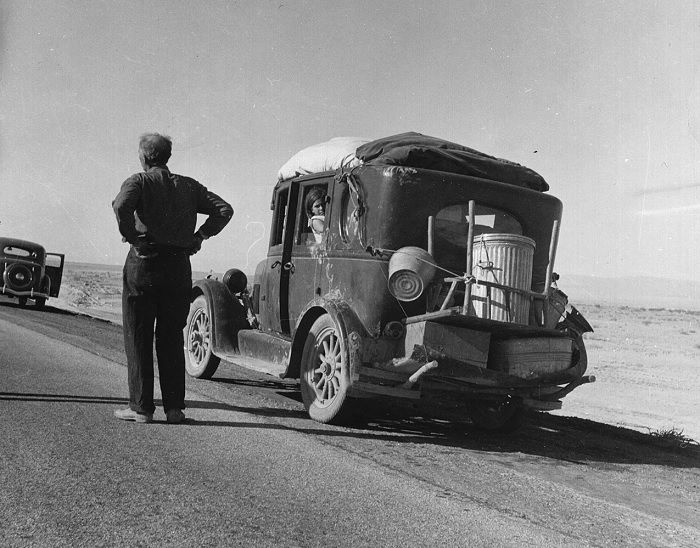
[{"xmin": 217, "ymin": 329, "xmax": 291, "ymax": 378}]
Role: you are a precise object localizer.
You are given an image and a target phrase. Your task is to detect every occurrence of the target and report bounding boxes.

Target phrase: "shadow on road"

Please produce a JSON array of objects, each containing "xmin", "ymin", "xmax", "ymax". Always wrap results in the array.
[
  {"xmin": 3, "ymin": 389, "xmax": 697, "ymax": 468},
  {"xmin": 0, "ymin": 299, "xmax": 76, "ymax": 317},
  {"xmin": 0, "ymin": 392, "xmax": 129, "ymax": 404},
  {"xmin": 344, "ymin": 408, "xmax": 700, "ymax": 468},
  {"xmin": 0, "ymin": 391, "xmax": 304, "ymax": 419},
  {"xmin": 181, "ymin": 404, "xmax": 700, "ymax": 468},
  {"xmin": 207, "ymin": 375, "xmax": 700, "ymax": 467},
  {"xmin": 212, "ymin": 376, "xmax": 301, "ymax": 399}
]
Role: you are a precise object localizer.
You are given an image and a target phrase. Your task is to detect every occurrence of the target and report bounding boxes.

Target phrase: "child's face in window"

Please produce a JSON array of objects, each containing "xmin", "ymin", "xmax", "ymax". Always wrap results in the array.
[{"xmin": 311, "ymin": 198, "xmax": 325, "ymax": 216}]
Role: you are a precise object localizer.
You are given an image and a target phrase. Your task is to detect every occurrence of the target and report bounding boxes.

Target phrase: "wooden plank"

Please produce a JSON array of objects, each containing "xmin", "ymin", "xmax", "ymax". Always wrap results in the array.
[
  {"xmin": 463, "ymin": 199, "xmax": 475, "ymax": 315},
  {"xmin": 427, "ymin": 215, "xmax": 434, "ymax": 256},
  {"xmin": 404, "ymin": 309, "xmax": 568, "ymax": 338},
  {"xmin": 544, "ymin": 219, "xmax": 560, "ymax": 296},
  {"xmin": 404, "ymin": 308, "xmax": 461, "ymax": 324},
  {"xmin": 490, "ymin": 337, "xmax": 573, "ymax": 379},
  {"xmin": 439, "ymin": 280, "xmax": 459, "ymax": 311},
  {"xmin": 404, "ymin": 321, "xmax": 490, "ymax": 368}
]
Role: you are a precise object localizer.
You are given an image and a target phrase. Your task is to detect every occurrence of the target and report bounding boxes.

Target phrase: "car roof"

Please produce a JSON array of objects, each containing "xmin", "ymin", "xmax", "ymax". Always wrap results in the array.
[{"xmin": 0, "ymin": 237, "xmax": 46, "ymax": 252}]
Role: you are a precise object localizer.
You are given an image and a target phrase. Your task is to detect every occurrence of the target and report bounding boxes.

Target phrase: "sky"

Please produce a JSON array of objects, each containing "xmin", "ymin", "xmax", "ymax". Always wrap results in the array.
[{"xmin": 1, "ymin": 0, "xmax": 699, "ymax": 282}]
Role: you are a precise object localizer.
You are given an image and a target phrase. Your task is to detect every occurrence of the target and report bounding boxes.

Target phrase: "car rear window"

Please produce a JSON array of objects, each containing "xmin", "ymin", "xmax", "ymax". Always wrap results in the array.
[
  {"xmin": 3, "ymin": 246, "xmax": 37, "ymax": 259},
  {"xmin": 433, "ymin": 204, "xmax": 522, "ymax": 269}
]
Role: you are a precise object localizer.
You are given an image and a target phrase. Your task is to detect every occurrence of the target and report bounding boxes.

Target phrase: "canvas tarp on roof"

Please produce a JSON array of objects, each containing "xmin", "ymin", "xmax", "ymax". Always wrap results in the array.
[{"xmin": 356, "ymin": 132, "xmax": 549, "ymax": 192}]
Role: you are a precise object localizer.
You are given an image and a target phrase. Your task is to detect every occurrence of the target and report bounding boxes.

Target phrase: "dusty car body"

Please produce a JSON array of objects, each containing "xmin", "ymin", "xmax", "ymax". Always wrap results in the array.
[
  {"xmin": 185, "ymin": 136, "xmax": 594, "ymax": 429},
  {"xmin": 0, "ymin": 237, "xmax": 65, "ymax": 308}
]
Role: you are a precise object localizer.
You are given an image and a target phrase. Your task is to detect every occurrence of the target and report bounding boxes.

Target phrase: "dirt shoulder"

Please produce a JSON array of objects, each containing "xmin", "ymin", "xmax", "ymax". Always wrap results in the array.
[{"xmin": 554, "ymin": 303, "xmax": 700, "ymax": 442}]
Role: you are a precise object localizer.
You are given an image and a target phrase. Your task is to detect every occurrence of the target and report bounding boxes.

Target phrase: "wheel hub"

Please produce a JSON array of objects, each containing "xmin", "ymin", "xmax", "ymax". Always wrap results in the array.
[{"xmin": 320, "ymin": 359, "xmax": 334, "ymax": 377}]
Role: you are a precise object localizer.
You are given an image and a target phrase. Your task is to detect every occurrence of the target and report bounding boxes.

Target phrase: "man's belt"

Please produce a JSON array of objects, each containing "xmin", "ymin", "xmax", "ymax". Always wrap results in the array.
[{"xmin": 132, "ymin": 244, "xmax": 189, "ymax": 258}]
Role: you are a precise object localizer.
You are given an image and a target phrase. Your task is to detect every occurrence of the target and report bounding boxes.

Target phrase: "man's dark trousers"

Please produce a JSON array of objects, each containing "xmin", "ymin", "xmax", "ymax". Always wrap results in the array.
[{"xmin": 122, "ymin": 247, "xmax": 192, "ymax": 415}]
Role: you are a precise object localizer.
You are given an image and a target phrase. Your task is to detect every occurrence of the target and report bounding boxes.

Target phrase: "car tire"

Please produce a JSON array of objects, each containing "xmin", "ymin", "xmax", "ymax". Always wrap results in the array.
[
  {"xmin": 34, "ymin": 297, "xmax": 46, "ymax": 309},
  {"xmin": 300, "ymin": 314, "xmax": 352, "ymax": 424},
  {"xmin": 18, "ymin": 297, "xmax": 28, "ymax": 307},
  {"xmin": 468, "ymin": 397, "xmax": 523, "ymax": 433},
  {"xmin": 185, "ymin": 295, "xmax": 221, "ymax": 379}
]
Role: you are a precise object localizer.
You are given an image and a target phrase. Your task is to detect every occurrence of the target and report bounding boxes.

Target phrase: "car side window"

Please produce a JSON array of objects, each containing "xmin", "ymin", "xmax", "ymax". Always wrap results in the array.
[
  {"xmin": 270, "ymin": 187, "xmax": 289, "ymax": 248},
  {"xmin": 296, "ymin": 183, "xmax": 329, "ymax": 245},
  {"xmin": 434, "ymin": 203, "xmax": 523, "ymax": 270}
]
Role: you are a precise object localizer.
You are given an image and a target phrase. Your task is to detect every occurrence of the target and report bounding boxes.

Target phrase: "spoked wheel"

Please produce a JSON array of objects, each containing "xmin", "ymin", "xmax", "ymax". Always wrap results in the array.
[
  {"xmin": 184, "ymin": 295, "xmax": 221, "ymax": 379},
  {"xmin": 468, "ymin": 396, "xmax": 523, "ymax": 433},
  {"xmin": 300, "ymin": 314, "xmax": 351, "ymax": 424}
]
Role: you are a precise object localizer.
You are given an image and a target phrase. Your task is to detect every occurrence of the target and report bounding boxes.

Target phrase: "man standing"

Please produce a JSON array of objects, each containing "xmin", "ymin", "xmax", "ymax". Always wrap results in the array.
[{"xmin": 112, "ymin": 133, "xmax": 233, "ymax": 424}]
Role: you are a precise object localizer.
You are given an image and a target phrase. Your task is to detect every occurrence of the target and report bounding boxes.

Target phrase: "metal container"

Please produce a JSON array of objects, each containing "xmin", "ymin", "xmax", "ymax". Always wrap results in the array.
[
  {"xmin": 471, "ymin": 234, "xmax": 535, "ymax": 324},
  {"xmin": 388, "ymin": 246, "xmax": 436, "ymax": 302}
]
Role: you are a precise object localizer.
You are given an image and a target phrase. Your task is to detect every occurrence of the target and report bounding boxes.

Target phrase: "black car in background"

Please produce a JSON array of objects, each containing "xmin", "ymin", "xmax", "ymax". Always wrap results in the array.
[{"xmin": 0, "ymin": 237, "xmax": 64, "ymax": 308}]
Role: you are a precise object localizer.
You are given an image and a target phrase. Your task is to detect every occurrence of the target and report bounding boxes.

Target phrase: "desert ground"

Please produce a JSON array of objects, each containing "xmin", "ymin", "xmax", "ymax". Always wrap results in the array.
[{"xmin": 53, "ymin": 262, "xmax": 699, "ymax": 443}]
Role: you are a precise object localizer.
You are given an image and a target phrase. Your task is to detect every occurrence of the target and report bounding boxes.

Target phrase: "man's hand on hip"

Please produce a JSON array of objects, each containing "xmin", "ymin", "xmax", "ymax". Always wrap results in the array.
[{"xmin": 188, "ymin": 233, "xmax": 204, "ymax": 255}]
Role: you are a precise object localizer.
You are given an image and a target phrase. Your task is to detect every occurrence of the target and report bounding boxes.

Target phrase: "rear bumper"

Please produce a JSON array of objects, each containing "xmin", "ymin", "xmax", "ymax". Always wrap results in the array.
[
  {"xmin": 1, "ymin": 286, "xmax": 49, "ymax": 299},
  {"xmin": 352, "ymin": 364, "xmax": 595, "ymax": 410},
  {"xmin": 350, "ymin": 323, "xmax": 593, "ymax": 411},
  {"xmin": 418, "ymin": 373, "xmax": 597, "ymax": 411}
]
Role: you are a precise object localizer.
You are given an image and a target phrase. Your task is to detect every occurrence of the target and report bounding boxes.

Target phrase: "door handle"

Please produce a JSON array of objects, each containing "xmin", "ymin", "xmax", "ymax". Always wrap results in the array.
[{"xmin": 271, "ymin": 260, "xmax": 281, "ymax": 269}]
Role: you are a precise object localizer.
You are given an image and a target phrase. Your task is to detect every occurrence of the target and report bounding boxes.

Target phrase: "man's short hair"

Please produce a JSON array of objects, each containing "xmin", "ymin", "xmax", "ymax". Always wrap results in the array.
[{"xmin": 139, "ymin": 133, "xmax": 172, "ymax": 166}]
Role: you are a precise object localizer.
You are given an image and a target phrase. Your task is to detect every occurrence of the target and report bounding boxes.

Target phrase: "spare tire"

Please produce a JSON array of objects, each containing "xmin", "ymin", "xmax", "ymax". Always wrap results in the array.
[{"xmin": 4, "ymin": 264, "xmax": 33, "ymax": 291}]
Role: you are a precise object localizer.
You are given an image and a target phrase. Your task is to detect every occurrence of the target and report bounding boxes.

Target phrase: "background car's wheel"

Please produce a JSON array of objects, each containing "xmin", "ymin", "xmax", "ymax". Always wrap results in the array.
[
  {"xmin": 185, "ymin": 295, "xmax": 221, "ymax": 379},
  {"xmin": 468, "ymin": 397, "xmax": 523, "ymax": 432},
  {"xmin": 18, "ymin": 297, "xmax": 28, "ymax": 307},
  {"xmin": 4, "ymin": 264, "xmax": 33, "ymax": 291},
  {"xmin": 34, "ymin": 297, "xmax": 46, "ymax": 309},
  {"xmin": 300, "ymin": 314, "xmax": 352, "ymax": 424}
]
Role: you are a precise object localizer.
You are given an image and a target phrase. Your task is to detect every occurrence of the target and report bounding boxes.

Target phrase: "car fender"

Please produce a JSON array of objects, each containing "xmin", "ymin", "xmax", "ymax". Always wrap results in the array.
[
  {"xmin": 285, "ymin": 298, "xmax": 369, "ymax": 380},
  {"xmin": 191, "ymin": 279, "xmax": 249, "ymax": 356}
]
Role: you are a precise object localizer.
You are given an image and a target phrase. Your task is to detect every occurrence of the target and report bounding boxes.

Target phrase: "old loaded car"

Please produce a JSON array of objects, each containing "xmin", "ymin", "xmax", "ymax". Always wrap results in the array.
[
  {"xmin": 184, "ymin": 133, "xmax": 594, "ymax": 430},
  {"xmin": 1, "ymin": 237, "xmax": 65, "ymax": 308}
]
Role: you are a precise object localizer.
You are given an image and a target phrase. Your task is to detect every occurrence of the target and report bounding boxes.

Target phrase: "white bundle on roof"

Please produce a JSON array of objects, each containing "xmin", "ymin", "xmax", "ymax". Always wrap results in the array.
[{"xmin": 277, "ymin": 137, "xmax": 369, "ymax": 181}]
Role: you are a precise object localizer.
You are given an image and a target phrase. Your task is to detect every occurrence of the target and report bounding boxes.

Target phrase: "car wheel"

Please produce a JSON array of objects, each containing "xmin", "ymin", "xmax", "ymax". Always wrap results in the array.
[
  {"xmin": 18, "ymin": 297, "xmax": 28, "ymax": 307},
  {"xmin": 185, "ymin": 295, "xmax": 221, "ymax": 379},
  {"xmin": 468, "ymin": 397, "xmax": 523, "ymax": 432},
  {"xmin": 34, "ymin": 297, "xmax": 46, "ymax": 309},
  {"xmin": 300, "ymin": 314, "xmax": 352, "ymax": 424}
]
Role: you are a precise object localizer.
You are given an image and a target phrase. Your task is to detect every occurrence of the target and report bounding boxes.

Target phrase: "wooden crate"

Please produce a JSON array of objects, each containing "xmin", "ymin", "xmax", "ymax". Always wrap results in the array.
[
  {"xmin": 489, "ymin": 337, "xmax": 572, "ymax": 379},
  {"xmin": 404, "ymin": 321, "xmax": 490, "ymax": 368}
]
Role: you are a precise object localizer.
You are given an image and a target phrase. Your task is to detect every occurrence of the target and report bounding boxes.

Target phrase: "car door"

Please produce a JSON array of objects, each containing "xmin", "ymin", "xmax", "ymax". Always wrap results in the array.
[
  {"xmin": 45, "ymin": 253, "xmax": 65, "ymax": 297},
  {"xmin": 285, "ymin": 178, "xmax": 331, "ymax": 334},
  {"xmin": 260, "ymin": 176, "xmax": 331, "ymax": 337},
  {"xmin": 259, "ymin": 181, "xmax": 296, "ymax": 335}
]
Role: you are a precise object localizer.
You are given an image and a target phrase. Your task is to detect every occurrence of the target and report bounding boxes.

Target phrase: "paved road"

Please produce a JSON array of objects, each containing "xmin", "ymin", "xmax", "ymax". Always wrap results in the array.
[{"xmin": 1, "ymin": 301, "xmax": 698, "ymax": 547}]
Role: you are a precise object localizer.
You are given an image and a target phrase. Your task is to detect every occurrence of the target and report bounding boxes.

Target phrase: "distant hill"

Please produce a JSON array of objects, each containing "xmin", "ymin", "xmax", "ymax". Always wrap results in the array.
[
  {"xmin": 559, "ymin": 274, "xmax": 700, "ymax": 311},
  {"xmin": 66, "ymin": 262, "xmax": 122, "ymax": 273},
  {"xmin": 65, "ymin": 261, "xmax": 216, "ymax": 281}
]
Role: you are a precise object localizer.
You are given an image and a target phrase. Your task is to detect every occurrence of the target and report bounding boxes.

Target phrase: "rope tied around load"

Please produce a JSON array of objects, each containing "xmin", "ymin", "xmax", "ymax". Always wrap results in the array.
[{"xmin": 475, "ymin": 260, "xmax": 502, "ymax": 273}]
